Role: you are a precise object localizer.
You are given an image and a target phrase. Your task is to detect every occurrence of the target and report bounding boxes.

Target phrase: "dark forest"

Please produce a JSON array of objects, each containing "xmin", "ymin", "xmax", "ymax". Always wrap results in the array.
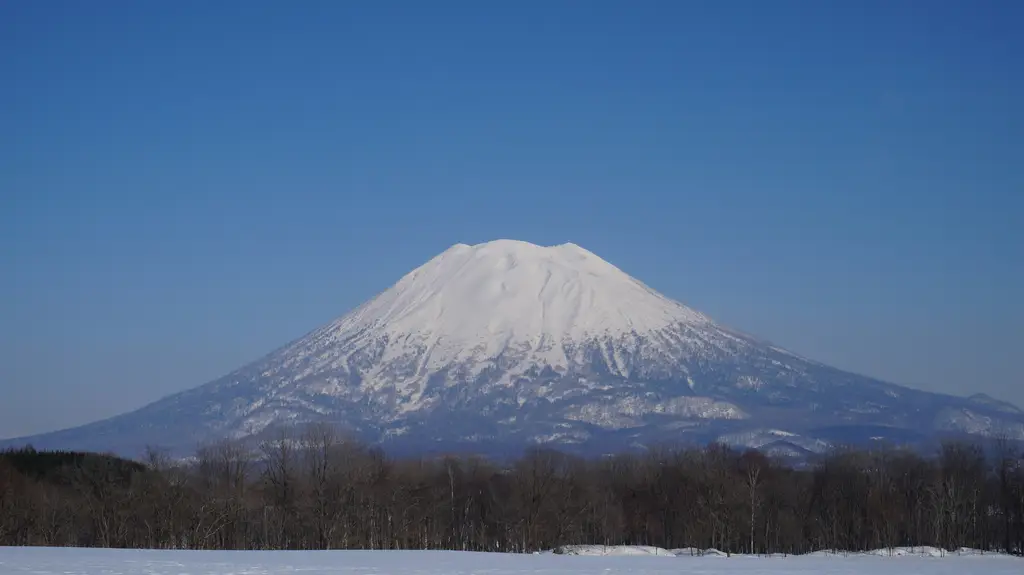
[{"xmin": 2, "ymin": 424, "xmax": 1022, "ymax": 555}]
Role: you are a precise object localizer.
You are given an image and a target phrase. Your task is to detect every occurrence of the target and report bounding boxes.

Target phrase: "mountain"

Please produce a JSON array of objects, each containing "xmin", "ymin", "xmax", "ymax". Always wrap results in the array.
[{"xmin": 5, "ymin": 239, "xmax": 1023, "ymax": 458}]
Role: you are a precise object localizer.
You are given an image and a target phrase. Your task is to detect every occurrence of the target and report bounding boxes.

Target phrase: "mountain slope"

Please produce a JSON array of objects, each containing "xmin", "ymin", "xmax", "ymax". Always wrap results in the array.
[{"xmin": 6, "ymin": 240, "xmax": 1023, "ymax": 457}]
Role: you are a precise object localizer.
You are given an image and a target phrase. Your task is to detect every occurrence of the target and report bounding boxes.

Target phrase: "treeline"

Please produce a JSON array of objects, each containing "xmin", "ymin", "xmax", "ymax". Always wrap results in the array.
[{"xmin": 2, "ymin": 424, "xmax": 1023, "ymax": 555}]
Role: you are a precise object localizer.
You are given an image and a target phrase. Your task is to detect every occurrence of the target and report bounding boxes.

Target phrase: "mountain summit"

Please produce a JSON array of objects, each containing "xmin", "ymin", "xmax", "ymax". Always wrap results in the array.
[
  {"xmin": 339, "ymin": 239, "xmax": 709, "ymax": 348},
  {"xmin": 7, "ymin": 240, "xmax": 1023, "ymax": 457}
]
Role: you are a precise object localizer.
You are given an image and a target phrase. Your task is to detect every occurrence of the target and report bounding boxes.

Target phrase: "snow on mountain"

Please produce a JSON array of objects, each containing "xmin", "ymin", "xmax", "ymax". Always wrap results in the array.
[
  {"xmin": 262, "ymin": 239, "xmax": 722, "ymax": 420},
  {"xmin": 4, "ymin": 240, "xmax": 1023, "ymax": 457},
  {"xmin": 716, "ymin": 429, "xmax": 832, "ymax": 455},
  {"xmin": 338, "ymin": 240, "xmax": 711, "ymax": 347},
  {"xmin": 934, "ymin": 408, "xmax": 1024, "ymax": 441}
]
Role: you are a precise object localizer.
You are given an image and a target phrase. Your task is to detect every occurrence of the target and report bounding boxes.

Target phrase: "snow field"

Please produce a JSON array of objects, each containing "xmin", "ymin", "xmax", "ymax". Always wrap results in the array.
[{"xmin": 0, "ymin": 546, "xmax": 1019, "ymax": 575}]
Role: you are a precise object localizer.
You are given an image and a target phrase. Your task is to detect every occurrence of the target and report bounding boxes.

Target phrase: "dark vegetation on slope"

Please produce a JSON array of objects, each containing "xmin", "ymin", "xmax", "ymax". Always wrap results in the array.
[
  {"xmin": 2, "ymin": 424, "xmax": 1023, "ymax": 555},
  {"xmin": 1, "ymin": 446, "xmax": 145, "ymax": 486}
]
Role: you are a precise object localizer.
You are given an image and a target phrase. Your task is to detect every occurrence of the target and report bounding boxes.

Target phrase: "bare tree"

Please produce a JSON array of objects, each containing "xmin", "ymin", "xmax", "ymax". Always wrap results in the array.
[
  {"xmin": 3, "ymin": 436, "xmax": 1024, "ymax": 555},
  {"xmin": 259, "ymin": 426, "xmax": 300, "ymax": 548},
  {"xmin": 740, "ymin": 450, "xmax": 766, "ymax": 554}
]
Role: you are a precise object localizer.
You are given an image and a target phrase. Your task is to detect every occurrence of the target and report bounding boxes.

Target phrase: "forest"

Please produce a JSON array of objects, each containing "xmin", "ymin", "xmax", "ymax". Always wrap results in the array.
[{"xmin": 2, "ymin": 424, "xmax": 1023, "ymax": 555}]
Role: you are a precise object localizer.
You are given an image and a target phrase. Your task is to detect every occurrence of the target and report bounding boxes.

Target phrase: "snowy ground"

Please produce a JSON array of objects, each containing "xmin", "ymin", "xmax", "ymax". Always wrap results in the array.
[{"xmin": 0, "ymin": 546, "xmax": 1020, "ymax": 575}]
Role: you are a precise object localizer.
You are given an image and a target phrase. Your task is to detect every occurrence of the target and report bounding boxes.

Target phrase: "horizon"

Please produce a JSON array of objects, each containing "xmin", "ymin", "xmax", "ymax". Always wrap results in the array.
[{"xmin": 2, "ymin": 1, "xmax": 1022, "ymax": 439}]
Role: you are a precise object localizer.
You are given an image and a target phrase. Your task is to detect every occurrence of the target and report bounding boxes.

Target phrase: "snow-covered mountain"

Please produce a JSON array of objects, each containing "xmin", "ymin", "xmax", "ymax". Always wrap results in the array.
[{"xmin": 6, "ymin": 240, "xmax": 1023, "ymax": 458}]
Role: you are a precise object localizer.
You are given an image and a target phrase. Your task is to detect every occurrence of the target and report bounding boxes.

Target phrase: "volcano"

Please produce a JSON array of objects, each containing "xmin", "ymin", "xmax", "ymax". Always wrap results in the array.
[{"xmin": 7, "ymin": 240, "xmax": 1023, "ymax": 458}]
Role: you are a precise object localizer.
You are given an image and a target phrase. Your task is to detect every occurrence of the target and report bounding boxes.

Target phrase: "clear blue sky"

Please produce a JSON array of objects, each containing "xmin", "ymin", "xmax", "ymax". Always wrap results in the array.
[{"xmin": 2, "ymin": 0, "xmax": 1022, "ymax": 439}]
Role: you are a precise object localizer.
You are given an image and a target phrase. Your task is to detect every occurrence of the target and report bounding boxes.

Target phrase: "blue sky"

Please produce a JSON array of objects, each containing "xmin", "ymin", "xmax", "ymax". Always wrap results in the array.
[{"xmin": 1, "ymin": 0, "xmax": 1021, "ymax": 438}]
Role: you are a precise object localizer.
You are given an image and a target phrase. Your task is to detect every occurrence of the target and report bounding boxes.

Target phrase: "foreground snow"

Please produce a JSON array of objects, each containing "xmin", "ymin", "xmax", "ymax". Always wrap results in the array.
[{"xmin": 0, "ymin": 547, "xmax": 1020, "ymax": 575}]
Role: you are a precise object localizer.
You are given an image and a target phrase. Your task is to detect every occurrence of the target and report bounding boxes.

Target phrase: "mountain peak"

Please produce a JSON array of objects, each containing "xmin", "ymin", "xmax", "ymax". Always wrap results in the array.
[{"xmin": 335, "ymin": 240, "xmax": 710, "ymax": 349}]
